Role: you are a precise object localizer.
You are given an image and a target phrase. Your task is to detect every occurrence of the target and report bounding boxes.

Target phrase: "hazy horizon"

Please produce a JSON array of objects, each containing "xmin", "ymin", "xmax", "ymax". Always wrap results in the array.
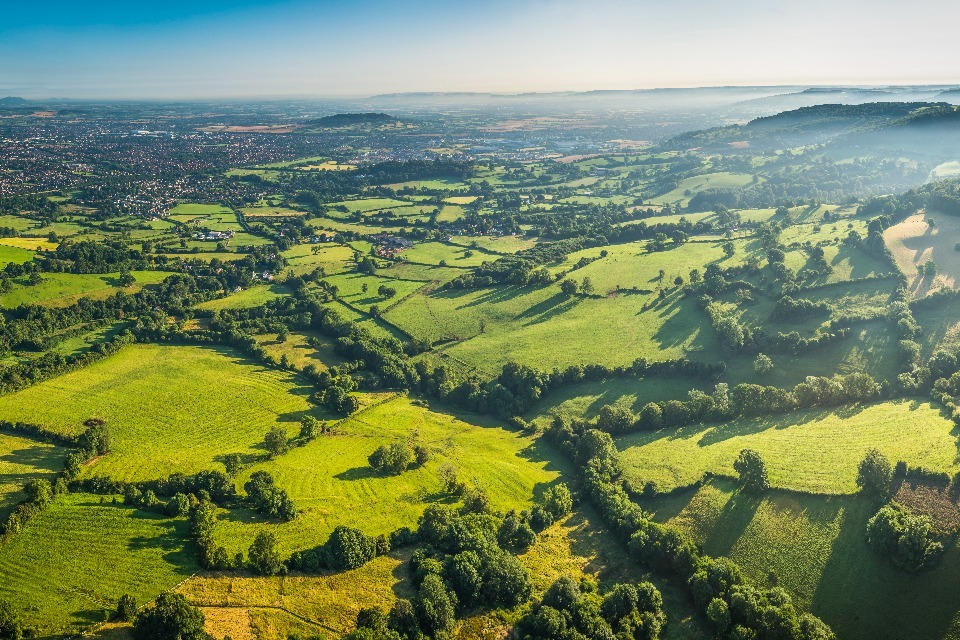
[{"xmin": 3, "ymin": 0, "xmax": 959, "ymax": 99}]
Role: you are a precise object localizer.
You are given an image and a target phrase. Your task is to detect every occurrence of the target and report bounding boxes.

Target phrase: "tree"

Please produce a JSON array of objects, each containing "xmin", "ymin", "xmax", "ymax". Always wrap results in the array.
[
  {"xmin": 132, "ymin": 592, "xmax": 210, "ymax": 640},
  {"xmin": 264, "ymin": 427, "xmax": 289, "ymax": 458},
  {"xmin": 733, "ymin": 449, "xmax": 769, "ymax": 492},
  {"xmin": 277, "ymin": 327, "xmax": 288, "ymax": 343},
  {"xmin": 581, "ymin": 277, "xmax": 594, "ymax": 295},
  {"xmin": 542, "ymin": 483, "xmax": 573, "ymax": 520},
  {"xmin": 323, "ymin": 526, "xmax": 376, "ymax": 570},
  {"xmin": 415, "ymin": 574, "xmax": 457, "ymax": 637},
  {"xmin": 674, "ymin": 275, "xmax": 684, "ymax": 287},
  {"xmin": 23, "ymin": 478, "xmax": 52, "ymax": 507},
  {"xmin": 754, "ymin": 353, "xmax": 773, "ymax": 375},
  {"xmin": 118, "ymin": 269, "xmax": 136, "ymax": 287},
  {"xmin": 856, "ymin": 448, "xmax": 892, "ymax": 499},
  {"xmin": 722, "ymin": 242, "xmax": 736, "ymax": 258},
  {"xmin": 560, "ymin": 279, "xmax": 578, "ymax": 295},
  {"xmin": 369, "ymin": 442, "xmax": 414, "ymax": 475},
  {"xmin": 115, "ymin": 594, "xmax": 138, "ymax": 622},
  {"xmin": 222, "ymin": 453, "xmax": 243, "ymax": 477},
  {"xmin": 0, "ymin": 600, "xmax": 21, "ymax": 640},
  {"xmin": 299, "ymin": 415, "xmax": 322, "ymax": 441},
  {"xmin": 248, "ymin": 531, "xmax": 284, "ymax": 576}
]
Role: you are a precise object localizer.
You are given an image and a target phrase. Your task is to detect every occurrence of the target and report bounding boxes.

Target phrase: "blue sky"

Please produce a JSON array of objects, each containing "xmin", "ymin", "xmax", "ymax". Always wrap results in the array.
[{"xmin": 2, "ymin": 0, "xmax": 958, "ymax": 98}]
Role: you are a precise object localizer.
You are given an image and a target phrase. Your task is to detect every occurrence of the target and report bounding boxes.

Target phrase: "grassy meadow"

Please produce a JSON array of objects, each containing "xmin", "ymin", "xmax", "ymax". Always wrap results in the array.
[
  {"xmin": 649, "ymin": 479, "xmax": 960, "ymax": 640},
  {"xmin": 0, "ymin": 344, "xmax": 319, "ymax": 482},
  {"xmin": 212, "ymin": 395, "xmax": 567, "ymax": 555},
  {"xmin": 0, "ymin": 432, "xmax": 65, "ymax": 520},
  {"xmin": 0, "ymin": 493, "xmax": 196, "ymax": 637},
  {"xmin": 618, "ymin": 399, "xmax": 958, "ymax": 494}
]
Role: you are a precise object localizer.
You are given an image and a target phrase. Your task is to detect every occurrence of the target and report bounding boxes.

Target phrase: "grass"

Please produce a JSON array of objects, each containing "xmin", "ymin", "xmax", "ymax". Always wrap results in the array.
[
  {"xmin": 885, "ymin": 213, "xmax": 960, "ymax": 297},
  {"xmin": 648, "ymin": 479, "xmax": 960, "ymax": 640},
  {"xmin": 0, "ymin": 271, "xmax": 172, "ymax": 308},
  {"xmin": 0, "ymin": 493, "xmax": 196, "ymax": 636},
  {"xmin": 618, "ymin": 399, "xmax": 958, "ymax": 494},
  {"xmin": 649, "ymin": 172, "xmax": 757, "ymax": 208},
  {"xmin": 212, "ymin": 395, "xmax": 567, "ymax": 556},
  {"xmin": 178, "ymin": 552, "xmax": 412, "ymax": 640},
  {"xmin": 280, "ymin": 244, "xmax": 355, "ymax": 276},
  {"xmin": 326, "ymin": 198, "xmax": 412, "ymax": 214},
  {"xmin": 253, "ymin": 331, "xmax": 346, "ymax": 371},
  {"xmin": 916, "ymin": 294, "xmax": 960, "ymax": 357},
  {"xmin": 320, "ymin": 273, "xmax": 427, "ymax": 314},
  {"xmin": 0, "ymin": 244, "xmax": 36, "ymax": 266},
  {"xmin": 194, "ymin": 284, "xmax": 289, "ymax": 311},
  {"xmin": 400, "ymin": 242, "xmax": 496, "ymax": 267},
  {"xmin": 526, "ymin": 377, "xmax": 700, "ymax": 428},
  {"xmin": 0, "ymin": 432, "xmax": 65, "ymax": 520},
  {"xmin": 0, "ymin": 237, "xmax": 58, "ymax": 251},
  {"xmin": 168, "ymin": 204, "xmax": 240, "ymax": 230},
  {"xmin": 385, "ymin": 285, "xmax": 721, "ymax": 373},
  {"xmin": 447, "ymin": 235, "xmax": 539, "ymax": 254},
  {"xmin": 546, "ymin": 239, "xmax": 750, "ymax": 295},
  {"xmin": 0, "ymin": 344, "xmax": 320, "ymax": 482}
]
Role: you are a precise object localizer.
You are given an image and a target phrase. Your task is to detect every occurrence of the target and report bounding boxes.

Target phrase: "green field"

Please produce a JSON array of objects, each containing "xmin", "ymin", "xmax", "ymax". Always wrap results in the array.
[
  {"xmin": 650, "ymin": 479, "xmax": 960, "ymax": 640},
  {"xmin": 618, "ymin": 399, "xmax": 958, "ymax": 494},
  {"xmin": 649, "ymin": 172, "xmax": 757, "ymax": 208},
  {"xmin": 0, "ymin": 493, "xmax": 196, "ymax": 636},
  {"xmin": 320, "ymin": 273, "xmax": 428, "ymax": 313},
  {"xmin": 254, "ymin": 331, "xmax": 346, "ymax": 371},
  {"xmin": 194, "ymin": 284, "xmax": 289, "ymax": 311},
  {"xmin": 0, "ymin": 244, "xmax": 37, "ymax": 266},
  {"xmin": 0, "ymin": 344, "xmax": 319, "ymax": 482},
  {"xmin": 213, "ymin": 395, "xmax": 567, "ymax": 556},
  {"xmin": 0, "ymin": 432, "xmax": 65, "ymax": 520},
  {"xmin": 385, "ymin": 284, "xmax": 720, "ymax": 372},
  {"xmin": 400, "ymin": 242, "xmax": 496, "ymax": 267},
  {"xmin": 0, "ymin": 271, "xmax": 173, "ymax": 308}
]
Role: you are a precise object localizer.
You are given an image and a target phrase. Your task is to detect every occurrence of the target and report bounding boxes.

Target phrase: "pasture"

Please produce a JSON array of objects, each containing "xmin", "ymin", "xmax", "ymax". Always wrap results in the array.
[
  {"xmin": 649, "ymin": 479, "xmax": 960, "ymax": 640},
  {"xmin": 0, "ymin": 493, "xmax": 196, "ymax": 636},
  {"xmin": 0, "ymin": 432, "xmax": 65, "ymax": 520},
  {"xmin": 649, "ymin": 172, "xmax": 756, "ymax": 208},
  {"xmin": 254, "ymin": 331, "xmax": 346, "ymax": 371},
  {"xmin": 194, "ymin": 284, "xmax": 290, "ymax": 311},
  {"xmin": 385, "ymin": 284, "xmax": 721, "ymax": 372},
  {"xmin": 0, "ymin": 271, "xmax": 172, "ymax": 308},
  {"xmin": 212, "ymin": 396, "xmax": 566, "ymax": 556},
  {"xmin": 885, "ymin": 213, "xmax": 960, "ymax": 297},
  {"xmin": 320, "ymin": 273, "xmax": 427, "ymax": 314},
  {"xmin": 618, "ymin": 399, "xmax": 958, "ymax": 494},
  {"xmin": 0, "ymin": 344, "xmax": 320, "ymax": 482}
]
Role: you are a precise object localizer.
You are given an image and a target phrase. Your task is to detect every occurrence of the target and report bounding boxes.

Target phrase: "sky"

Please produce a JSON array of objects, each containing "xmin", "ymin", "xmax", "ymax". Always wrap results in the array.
[{"xmin": 1, "ymin": 0, "xmax": 959, "ymax": 99}]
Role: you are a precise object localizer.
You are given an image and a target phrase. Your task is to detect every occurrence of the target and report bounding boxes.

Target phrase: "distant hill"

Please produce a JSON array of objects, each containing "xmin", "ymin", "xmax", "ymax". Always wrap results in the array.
[
  {"xmin": 0, "ymin": 96, "xmax": 31, "ymax": 107},
  {"xmin": 308, "ymin": 113, "xmax": 397, "ymax": 127},
  {"xmin": 662, "ymin": 102, "xmax": 960, "ymax": 152}
]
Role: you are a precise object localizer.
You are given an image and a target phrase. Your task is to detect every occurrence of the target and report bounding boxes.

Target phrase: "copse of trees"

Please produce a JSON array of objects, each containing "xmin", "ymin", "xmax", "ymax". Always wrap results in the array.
[
  {"xmin": 243, "ymin": 471, "xmax": 297, "ymax": 521},
  {"xmin": 289, "ymin": 525, "xmax": 377, "ymax": 572},
  {"xmin": 131, "ymin": 592, "xmax": 211, "ymax": 640},
  {"xmin": 867, "ymin": 504, "xmax": 943, "ymax": 572},
  {"xmin": 516, "ymin": 576, "xmax": 666, "ymax": 640},
  {"xmin": 369, "ymin": 442, "xmax": 415, "ymax": 475}
]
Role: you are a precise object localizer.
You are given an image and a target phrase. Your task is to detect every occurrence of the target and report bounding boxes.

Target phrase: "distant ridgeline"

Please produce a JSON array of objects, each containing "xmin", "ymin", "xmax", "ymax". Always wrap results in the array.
[
  {"xmin": 307, "ymin": 112, "xmax": 398, "ymax": 127},
  {"xmin": 662, "ymin": 102, "xmax": 960, "ymax": 152}
]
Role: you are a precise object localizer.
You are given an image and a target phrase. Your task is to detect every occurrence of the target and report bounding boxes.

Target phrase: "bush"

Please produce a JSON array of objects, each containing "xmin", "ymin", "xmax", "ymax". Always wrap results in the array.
[{"xmin": 115, "ymin": 594, "xmax": 138, "ymax": 622}]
